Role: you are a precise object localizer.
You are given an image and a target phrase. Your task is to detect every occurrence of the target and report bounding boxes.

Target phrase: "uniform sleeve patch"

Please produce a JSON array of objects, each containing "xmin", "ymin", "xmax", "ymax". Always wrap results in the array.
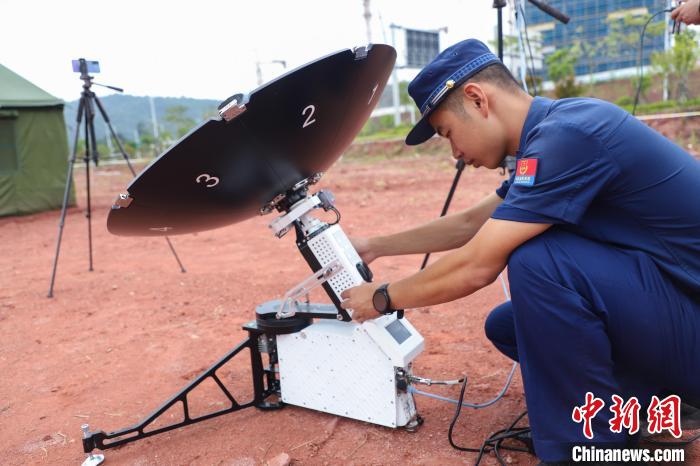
[{"xmin": 514, "ymin": 158, "xmax": 538, "ymax": 186}]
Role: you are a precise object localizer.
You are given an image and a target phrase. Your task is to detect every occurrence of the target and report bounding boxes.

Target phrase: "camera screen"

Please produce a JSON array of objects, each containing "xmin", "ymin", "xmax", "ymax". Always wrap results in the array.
[{"xmin": 72, "ymin": 60, "xmax": 100, "ymax": 74}]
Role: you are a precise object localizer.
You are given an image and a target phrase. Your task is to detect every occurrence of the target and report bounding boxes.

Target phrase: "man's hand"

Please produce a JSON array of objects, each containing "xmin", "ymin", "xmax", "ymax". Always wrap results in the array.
[
  {"xmin": 672, "ymin": 0, "xmax": 700, "ymax": 25},
  {"xmin": 349, "ymin": 236, "xmax": 378, "ymax": 265},
  {"xmin": 340, "ymin": 281, "xmax": 381, "ymax": 322}
]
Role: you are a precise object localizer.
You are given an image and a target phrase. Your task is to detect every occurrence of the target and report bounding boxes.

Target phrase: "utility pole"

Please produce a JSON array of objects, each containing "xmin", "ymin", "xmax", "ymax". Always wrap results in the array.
[
  {"xmin": 133, "ymin": 129, "xmax": 141, "ymax": 158},
  {"xmin": 256, "ymin": 60, "xmax": 287, "ymax": 86},
  {"xmin": 391, "ymin": 24, "xmax": 401, "ymax": 127},
  {"xmin": 103, "ymin": 121, "xmax": 114, "ymax": 158},
  {"xmin": 149, "ymin": 96, "xmax": 160, "ymax": 154},
  {"xmin": 663, "ymin": 0, "xmax": 672, "ymax": 101},
  {"xmin": 363, "ymin": 0, "xmax": 372, "ymax": 44},
  {"xmin": 256, "ymin": 62, "xmax": 263, "ymax": 86}
]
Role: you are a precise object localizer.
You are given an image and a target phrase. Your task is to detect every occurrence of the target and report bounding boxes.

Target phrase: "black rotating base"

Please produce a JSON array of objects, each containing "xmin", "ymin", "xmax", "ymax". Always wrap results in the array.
[{"xmin": 255, "ymin": 300, "xmax": 338, "ymax": 333}]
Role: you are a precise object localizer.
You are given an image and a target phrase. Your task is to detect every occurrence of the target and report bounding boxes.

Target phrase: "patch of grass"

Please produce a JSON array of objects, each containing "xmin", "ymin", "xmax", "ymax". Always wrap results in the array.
[
  {"xmin": 355, "ymin": 124, "xmax": 413, "ymax": 142},
  {"xmin": 617, "ymin": 97, "xmax": 700, "ymax": 115}
]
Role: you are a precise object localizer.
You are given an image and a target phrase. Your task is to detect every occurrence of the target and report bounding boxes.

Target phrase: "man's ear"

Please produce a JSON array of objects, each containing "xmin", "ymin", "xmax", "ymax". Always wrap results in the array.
[{"xmin": 463, "ymin": 83, "xmax": 489, "ymax": 117}]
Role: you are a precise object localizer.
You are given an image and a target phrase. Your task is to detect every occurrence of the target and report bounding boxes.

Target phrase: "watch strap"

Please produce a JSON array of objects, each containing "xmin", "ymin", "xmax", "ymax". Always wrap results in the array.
[
  {"xmin": 373, "ymin": 283, "xmax": 404, "ymax": 318},
  {"xmin": 374, "ymin": 283, "xmax": 391, "ymax": 314}
]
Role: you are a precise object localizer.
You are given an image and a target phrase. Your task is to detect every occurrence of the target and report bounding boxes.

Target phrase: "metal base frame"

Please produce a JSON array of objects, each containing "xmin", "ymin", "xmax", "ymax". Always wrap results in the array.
[{"xmin": 82, "ymin": 322, "xmax": 282, "ymax": 454}]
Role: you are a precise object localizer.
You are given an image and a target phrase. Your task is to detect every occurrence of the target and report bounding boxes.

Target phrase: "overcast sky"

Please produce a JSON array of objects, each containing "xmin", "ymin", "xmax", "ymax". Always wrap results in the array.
[{"xmin": 1, "ymin": 0, "xmax": 499, "ymax": 103}]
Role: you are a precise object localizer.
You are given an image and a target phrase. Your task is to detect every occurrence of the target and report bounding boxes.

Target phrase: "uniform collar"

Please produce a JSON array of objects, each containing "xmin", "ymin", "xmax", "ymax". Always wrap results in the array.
[{"xmin": 516, "ymin": 96, "xmax": 554, "ymax": 158}]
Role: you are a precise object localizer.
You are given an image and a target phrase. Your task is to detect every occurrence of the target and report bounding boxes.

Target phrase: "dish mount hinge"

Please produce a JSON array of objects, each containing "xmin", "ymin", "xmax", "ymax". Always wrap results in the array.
[
  {"xmin": 259, "ymin": 173, "xmax": 324, "ymax": 215},
  {"xmin": 218, "ymin": 93, "xmax": 248, "ymax": 122},
  {"xmin": 354, "ymin": 44, "xmax": 372, "ymax": 59},
  {"xmin": 111, "ymin": 193, "xmax": 133, "ymax": 210}
]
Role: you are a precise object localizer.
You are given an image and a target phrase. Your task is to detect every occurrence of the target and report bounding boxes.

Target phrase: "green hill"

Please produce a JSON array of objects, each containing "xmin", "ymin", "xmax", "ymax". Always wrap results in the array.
[{"xmin": 63, "ymin": 94, "xmax": 220, "ymax": 145}]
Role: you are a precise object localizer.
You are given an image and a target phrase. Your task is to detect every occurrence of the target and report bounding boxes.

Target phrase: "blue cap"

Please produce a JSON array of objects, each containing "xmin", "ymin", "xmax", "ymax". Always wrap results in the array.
[{"xmin": 405, "ymin": 39, "xmax": 501, "ymax": 146}]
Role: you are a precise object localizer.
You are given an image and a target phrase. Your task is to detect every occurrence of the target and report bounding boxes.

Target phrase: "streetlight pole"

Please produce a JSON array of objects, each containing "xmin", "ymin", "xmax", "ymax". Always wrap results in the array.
[
  {"xmin": 256, "ymin": 60, "xmax": 288, "ymax": 86},
  {"xmin": 363, "ymin": 0, "xmax": 372, "ymax": 44},
  {"xmin": 390, "ymin": 24, "xmax": 401, "ymax": 127}
]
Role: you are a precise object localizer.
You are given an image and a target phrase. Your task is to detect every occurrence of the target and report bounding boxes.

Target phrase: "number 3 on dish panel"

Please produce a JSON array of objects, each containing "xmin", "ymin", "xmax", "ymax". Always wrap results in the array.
[{"xmin": 195, "ymin": 173, "xmax": 219, "ymax": 188}]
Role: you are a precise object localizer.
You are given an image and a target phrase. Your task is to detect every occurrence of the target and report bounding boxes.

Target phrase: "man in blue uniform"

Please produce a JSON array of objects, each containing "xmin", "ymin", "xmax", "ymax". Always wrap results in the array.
[{"xmin": 341, "ymin": 39, "xmax": 700, "ymax": 462}]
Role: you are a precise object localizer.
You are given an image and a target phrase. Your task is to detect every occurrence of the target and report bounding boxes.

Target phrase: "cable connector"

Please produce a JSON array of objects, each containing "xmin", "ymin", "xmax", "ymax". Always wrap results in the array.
[{"xmin": 408, "ymin": 374, "xmax": 465, "ymax": 386}]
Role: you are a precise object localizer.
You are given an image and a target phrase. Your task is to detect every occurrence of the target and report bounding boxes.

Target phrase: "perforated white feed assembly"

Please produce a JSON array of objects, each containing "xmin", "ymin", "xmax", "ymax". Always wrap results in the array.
[{"xmin": 307, "ymin": 224, "xmax": 365, "ymax": 297}]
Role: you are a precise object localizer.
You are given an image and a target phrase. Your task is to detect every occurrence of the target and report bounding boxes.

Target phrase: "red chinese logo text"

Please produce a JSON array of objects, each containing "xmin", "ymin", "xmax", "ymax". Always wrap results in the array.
[
  {"xmin": 647, "ymin": 394, "xmax": 682, "ymax": 438},
  {"xmin": 572, "ymin": 392, "xmax": 606, "ymax": 439},
  {"xmin": 609, "ymin": 395, "xmax": 641, "ymax": 435}
]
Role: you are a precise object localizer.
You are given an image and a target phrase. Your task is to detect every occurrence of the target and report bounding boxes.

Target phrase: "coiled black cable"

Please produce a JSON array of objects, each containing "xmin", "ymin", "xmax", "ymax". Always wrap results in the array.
[{"xmin": 447, "ymin": 375, "xmax": 533, "ymax": 465}]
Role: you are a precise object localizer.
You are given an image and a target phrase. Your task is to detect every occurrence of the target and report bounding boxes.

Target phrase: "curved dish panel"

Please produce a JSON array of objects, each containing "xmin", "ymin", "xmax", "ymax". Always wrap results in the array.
[{"xmin": 108, "ymin": 44, "xmax": 396, "ymax": 236}]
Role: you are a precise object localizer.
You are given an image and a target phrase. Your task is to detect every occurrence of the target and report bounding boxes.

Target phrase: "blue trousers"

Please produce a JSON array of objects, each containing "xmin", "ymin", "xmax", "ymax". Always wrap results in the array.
[{"xmin": 484, "ymin": 229, "xmax": 700, "ymax": 461}]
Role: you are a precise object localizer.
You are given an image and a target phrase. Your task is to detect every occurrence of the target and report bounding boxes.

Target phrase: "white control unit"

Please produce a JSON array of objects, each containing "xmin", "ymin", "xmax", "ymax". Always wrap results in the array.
[{"xmin": 276, "ymin": 314, "xmax": 424, "ymax": 428}]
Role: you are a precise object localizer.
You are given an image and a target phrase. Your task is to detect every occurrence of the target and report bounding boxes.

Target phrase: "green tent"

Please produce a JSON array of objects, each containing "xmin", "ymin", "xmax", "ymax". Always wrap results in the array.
[{"xmin": 0, "ymin": 64, "xmax": 73, "ymax": 216}]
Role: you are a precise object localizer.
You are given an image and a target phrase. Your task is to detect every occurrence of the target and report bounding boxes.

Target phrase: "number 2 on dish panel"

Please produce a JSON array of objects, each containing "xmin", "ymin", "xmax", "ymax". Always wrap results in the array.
[{"xmin": 302, "ymin": 105, "xmax": 316, "ymax": 128}]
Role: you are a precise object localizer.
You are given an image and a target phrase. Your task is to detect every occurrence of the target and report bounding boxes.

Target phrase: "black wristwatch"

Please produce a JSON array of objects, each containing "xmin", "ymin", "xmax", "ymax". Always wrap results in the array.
[{"xmin": 373, "ymin": 283, "xmax": 397, "ymax": 315}]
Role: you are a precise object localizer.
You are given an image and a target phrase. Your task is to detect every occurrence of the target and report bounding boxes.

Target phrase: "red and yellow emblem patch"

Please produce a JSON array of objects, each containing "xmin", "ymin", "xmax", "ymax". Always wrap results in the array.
[{"xmin": 514, "ymin": 158, "xmax": 538, "ymax": 186}]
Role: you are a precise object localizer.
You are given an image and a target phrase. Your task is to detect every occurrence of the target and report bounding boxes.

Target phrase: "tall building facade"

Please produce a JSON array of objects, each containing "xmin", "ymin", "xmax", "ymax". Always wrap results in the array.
[{"xmin": 522, "ymin": 0, "xmax": 669, "ymax": 79}]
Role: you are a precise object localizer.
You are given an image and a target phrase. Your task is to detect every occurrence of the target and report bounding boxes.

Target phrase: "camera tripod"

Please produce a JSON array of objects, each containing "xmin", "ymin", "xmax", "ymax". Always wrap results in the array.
[{"xmin": 47, "ymin": 59, "xmax": 186, "ymax": 298}]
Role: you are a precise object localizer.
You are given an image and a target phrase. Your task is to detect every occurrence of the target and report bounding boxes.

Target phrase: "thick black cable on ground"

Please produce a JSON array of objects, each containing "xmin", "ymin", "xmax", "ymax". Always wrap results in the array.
[
  {"xmin": 643, "ymin": 431, "xmax": 700, "ymax": 447},
  {"xmin": 447, "ymin": 376, "xmax": 534, "ymax": 465},
  {"xmin": 632, "ymin": 9, "xmax": 673, "ymax": 116}
]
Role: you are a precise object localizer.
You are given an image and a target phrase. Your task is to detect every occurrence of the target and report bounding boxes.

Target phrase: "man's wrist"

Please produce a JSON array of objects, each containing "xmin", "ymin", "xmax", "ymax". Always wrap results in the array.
[
  {"xmin": 385, "ymin": 283, "xmax": 396, "ymax": 311},
  {"xmin": 386, "ymin": 283, "xmax": 406, "ymax": 319},
  {"xmin": 372, "ymin": 283, "xmax": 394, "ymax": 314},
  {"xmin": 369, "ymin": 236, "xmax": 387, "ymax": 259}
]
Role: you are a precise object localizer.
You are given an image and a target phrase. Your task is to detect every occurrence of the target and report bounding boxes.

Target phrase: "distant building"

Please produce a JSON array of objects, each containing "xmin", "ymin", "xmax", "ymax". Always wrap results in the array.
[{"xmin": 521, "ymin": 0, "xmax": 668, "ymax": 81}]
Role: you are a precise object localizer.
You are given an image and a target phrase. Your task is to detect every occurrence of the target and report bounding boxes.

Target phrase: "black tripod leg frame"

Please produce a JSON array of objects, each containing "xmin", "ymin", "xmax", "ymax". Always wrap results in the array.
[{"xmin": 82, "ymin": 325, "xmax": 281, "ymax": 453}]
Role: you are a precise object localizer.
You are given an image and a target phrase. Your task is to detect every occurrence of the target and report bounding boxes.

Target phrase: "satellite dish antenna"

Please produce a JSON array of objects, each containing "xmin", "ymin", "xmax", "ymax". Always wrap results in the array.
[
  {"xmin": 108, "ymin": 44, "xmax": 396, "ymax": 236},
  {"xmin": 83, "ymin": 47, "xmax": 433, "ymax": 465}
]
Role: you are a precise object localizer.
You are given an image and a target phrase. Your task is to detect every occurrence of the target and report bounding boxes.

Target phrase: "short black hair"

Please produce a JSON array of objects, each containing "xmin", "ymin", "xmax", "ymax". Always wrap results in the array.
[
  {"xmin": 467, "ymin": 63, "xmax": 522, "ymax": 90},
  {"xmin": 442, "ymin": 63, "xmax": 523, "ymax": 116}
]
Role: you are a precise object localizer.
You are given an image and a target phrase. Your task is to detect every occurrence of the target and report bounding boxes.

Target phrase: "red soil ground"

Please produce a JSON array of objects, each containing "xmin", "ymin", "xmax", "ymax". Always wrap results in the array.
[{"xmin": 1, "ymin": 147, "xmax": 697, "ymax": 465}]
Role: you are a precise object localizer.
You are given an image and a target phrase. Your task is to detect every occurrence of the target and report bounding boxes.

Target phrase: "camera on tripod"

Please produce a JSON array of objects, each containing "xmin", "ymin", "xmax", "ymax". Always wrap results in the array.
[
  {"xmin": 47, "ymin": 57, "xmax": 186, "ymax": 298},
  {"xmin": 72, "ymin": 58, "xmax": 100, "ymax": 75}
]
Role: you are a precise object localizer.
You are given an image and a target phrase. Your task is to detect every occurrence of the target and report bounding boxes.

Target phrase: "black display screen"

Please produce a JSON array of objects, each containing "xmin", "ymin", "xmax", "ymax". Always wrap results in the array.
[
  {"xmin": 405, "ymin": 29, "xmax": 440, "ymax": 68},
  {"xmin": 386, "ymin": 319, "xmax": 411, "ymax": 344}
]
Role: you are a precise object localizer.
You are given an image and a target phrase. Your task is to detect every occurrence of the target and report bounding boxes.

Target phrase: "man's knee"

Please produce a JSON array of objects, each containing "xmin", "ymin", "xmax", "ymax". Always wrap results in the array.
[
  {"xmin": 484, "ymin": 301, "xmax": 513, "ymax": 343},
  {"xmin": 485, "ymin": 302, "xmax": 519, "ymax": 361}
]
